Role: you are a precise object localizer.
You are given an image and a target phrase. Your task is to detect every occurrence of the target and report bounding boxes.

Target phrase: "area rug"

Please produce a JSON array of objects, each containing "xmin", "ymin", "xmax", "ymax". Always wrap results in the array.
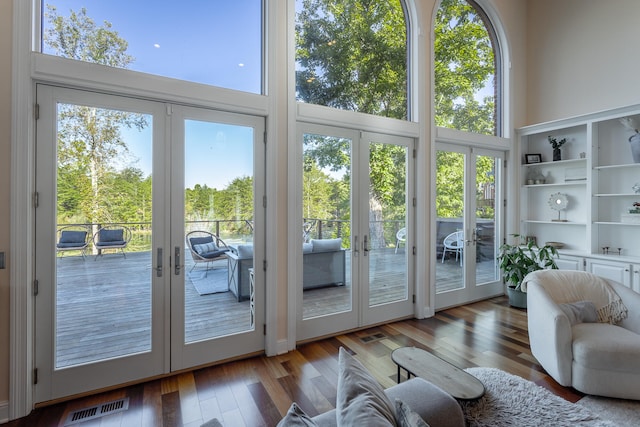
[
  {"xmin": 187, "ymin": 268, "xmax": 229, "ymax": 296},
  {"xmin": 460, "ymin": 367, "xmax": 615, "ymax": 426},
  {"xmin": 577, "ymin": 395, "xmax": 640, "ymax": 427}
]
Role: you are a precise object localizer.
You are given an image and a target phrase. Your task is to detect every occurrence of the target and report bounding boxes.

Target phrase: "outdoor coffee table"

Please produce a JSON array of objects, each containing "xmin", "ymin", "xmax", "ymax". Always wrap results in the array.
[{"xmin": 391, "ymin": 346, "xmax": 485, "ymax": 400}]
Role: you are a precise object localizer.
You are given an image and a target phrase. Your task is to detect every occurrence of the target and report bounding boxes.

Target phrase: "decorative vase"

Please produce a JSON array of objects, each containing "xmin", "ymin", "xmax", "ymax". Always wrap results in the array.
[
  {"xmin": 629, "ymin": 133, "xmax": 640, "ymax": 163},
  {"xmin": 553, "ymin": 148, "xmax": 561, "ymax": 161},
  {"xmin": 507, "ymin": 287, "xmax": 527, "ymax": 308}
]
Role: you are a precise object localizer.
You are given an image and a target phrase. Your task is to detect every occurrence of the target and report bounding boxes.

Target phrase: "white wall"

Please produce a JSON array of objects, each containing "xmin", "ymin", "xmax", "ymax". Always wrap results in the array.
[{"xmin": 526, "ymin": 0, "xmax": 640, "ymax": 125}]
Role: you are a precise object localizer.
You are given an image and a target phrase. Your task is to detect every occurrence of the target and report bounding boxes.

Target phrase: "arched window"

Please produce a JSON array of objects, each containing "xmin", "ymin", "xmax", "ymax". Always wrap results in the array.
[
  {"xmin": 295, "ymin": 0, "xmax": 410, "ymax": 120},
  {"xmin": 40, "ymin": 1, "xmax": 263, "ymax": 94},
  {"xmin": 434, "ymin": 0, "xmax": 500, "ymax": 136}
]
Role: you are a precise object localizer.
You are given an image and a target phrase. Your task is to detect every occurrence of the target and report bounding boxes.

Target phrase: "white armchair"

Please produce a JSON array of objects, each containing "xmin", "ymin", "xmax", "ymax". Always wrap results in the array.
[{"xmin": 525, "ymin": 270, "xmax": 640, "ymax": 400}]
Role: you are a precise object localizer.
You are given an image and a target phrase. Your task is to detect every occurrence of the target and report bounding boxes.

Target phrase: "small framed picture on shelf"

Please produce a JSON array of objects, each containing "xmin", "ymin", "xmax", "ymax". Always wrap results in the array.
[{"xmin": 525, "ymin": 154, "xmax": 542, "ymax": 164}]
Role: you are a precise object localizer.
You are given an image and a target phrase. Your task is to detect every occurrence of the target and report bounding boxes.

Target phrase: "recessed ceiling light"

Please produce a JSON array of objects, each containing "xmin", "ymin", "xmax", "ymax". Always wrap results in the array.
[
  {"xmin": 154, "ymin": 43, "xmax": 160, "ymax": 48},
  {"xmin": 238, "ymin": 63, "xmax": 245, "ymax": 67}
]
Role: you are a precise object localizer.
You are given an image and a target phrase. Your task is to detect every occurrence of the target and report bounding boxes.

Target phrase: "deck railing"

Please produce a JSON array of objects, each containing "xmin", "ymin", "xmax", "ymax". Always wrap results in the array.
[{"xmin": 58, "ymin": 218, "xmax": 495, "ymax": 255}]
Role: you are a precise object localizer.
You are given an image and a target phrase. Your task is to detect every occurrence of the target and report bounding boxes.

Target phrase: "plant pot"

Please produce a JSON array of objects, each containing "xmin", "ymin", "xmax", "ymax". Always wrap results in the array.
[
  {"xmin": 506, "ymin": 287, "xmax": 527, "ymax": 308},
  {"xmin": 553, "ymin": 148, "xmax": 561, "ymax": 161}
]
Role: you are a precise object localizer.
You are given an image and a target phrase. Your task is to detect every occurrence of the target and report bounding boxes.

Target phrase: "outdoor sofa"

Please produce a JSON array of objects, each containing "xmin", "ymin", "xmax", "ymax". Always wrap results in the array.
[{"xmin": 227, "ymin": 238, "xmax": 346, "ymax": 301}]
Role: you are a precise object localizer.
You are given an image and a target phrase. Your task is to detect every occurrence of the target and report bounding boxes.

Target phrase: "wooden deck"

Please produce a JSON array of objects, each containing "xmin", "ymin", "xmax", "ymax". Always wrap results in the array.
[{"xmin": 55, "ymin": 248, "xmax": 498, "ymax": 367}]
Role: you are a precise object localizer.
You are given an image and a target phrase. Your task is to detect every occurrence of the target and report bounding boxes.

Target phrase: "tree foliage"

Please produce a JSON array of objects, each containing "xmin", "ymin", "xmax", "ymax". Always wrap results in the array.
[
  {"xmin": 46, "ymin": 6, "xmax": 149, "ymax": 231},
  {"xmin": 296, "ymin": 0, "xmax": 408, "ymax": 119},
  {"xmin": 434, "ymin": 0, "xmax": 496, "ymax": 135}
]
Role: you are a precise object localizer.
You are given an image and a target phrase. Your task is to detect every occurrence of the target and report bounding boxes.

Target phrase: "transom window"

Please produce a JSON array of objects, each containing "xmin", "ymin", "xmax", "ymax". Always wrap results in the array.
[
  {"xmin": 295, "ymin": 0, "xmax": 409, "ymax": 120},
  {"xmin": 434, "ymin": 0, "xmax": 500, "ymax": 136},
  {"xmin": 40, "ymin": 1, "xmax": 263, "ymax": 94}
]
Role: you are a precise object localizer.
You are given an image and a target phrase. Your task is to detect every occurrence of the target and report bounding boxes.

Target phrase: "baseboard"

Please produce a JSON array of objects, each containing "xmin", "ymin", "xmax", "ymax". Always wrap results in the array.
[
  {"xmin": 276, "ymin": 338, "xmax": 290, "ymax": 355},
  {"xmin": 0, "ymin": 400, "xmax": 8, "ymax": 424}
]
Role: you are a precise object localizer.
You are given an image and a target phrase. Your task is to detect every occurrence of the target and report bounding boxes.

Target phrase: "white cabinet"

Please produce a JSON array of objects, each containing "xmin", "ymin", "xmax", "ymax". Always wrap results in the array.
[
  {"xmin": 517, "ymin": 105, "xmax": 640, "ymax": 288},
  {"xmin": 555, "ymin": 255, "xmax": 584, "ymax": 271},
  {"xmin": 586, "ymin": 259, "xmax": 640, "ymax": 292}
]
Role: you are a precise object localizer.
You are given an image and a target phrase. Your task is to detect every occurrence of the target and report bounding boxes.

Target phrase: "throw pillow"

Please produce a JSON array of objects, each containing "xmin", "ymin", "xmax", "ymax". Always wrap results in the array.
[
  {"xmin": 99, "ymin": 229, "xmax": 123, "ymax": 242},
  {"xmin": 558, "ymin": 301, "xmax": 598, "ymax": 326},
  {"xmin": 395, "ymin": 399, "xmax": 430, "ymax": 427},
  {"xmin": 336, "ymin": 347, "xmax": 396, "ymax": 427},
  {"xmin": 311, "ymin": 238, "xmax": 342, "ymax": 252},
  {"xmin": 302, "ymin": 242, "xmax": 313, "ymax": 254},
  {"xmin": 59, "ymin": 230, "xmax": 86, "ymax": 244},
  {"xmin": 276, "ymin": 403, "xmax": 318, "ymax": 427},
  {"xmin": 194, "ymin": 241, "xmax": 218, "ymax": 255}
]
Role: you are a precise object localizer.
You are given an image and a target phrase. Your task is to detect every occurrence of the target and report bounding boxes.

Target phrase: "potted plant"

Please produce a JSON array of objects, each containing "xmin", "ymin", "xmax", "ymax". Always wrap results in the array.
[
  {"xmin": 498, "ymin": 234, "xmax": 559, "ymax": 308},
  {"xmin": 548, "ymin": 136, "xmax": 567, "ymax": 161}
]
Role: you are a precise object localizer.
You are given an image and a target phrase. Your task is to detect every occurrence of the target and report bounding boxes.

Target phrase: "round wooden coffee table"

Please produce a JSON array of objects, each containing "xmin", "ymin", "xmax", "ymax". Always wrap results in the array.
[{"xmin": 391, "ymin": 347, "xmax": 485, "ymax": 400}]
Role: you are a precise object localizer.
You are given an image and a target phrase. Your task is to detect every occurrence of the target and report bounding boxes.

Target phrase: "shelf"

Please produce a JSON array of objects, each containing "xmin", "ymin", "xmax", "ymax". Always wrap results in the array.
[
  {"xmin": 523, "ymin": 158, "xmax": 586, "ymax": 167},
  {"xmin": 594, "ymin": 221, "xmax": 640, "ymax": 226},
  {"xmin": 594, "ymin": 163, "xmax": 640, "ymax": 170},
  {"xmin": 524, "ymin": 182, "xmax": 587, "ymax": 188},
  {"xmin": 594, "ymin": 193, "xmax": 640, "ymax": 197},
  {"xmin": 522, "ymin": 220, "xmax": 586, "ymax": 225}
]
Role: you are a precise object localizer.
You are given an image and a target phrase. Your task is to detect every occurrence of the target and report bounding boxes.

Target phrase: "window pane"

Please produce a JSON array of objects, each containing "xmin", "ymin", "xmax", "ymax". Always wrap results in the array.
[
  {"xmin": 42, "ymin": 1, "xmax": 263, "ymax": 94},
  {"xmin": 295, "ymin": 0, "xmax": 408, "ymax": 120},
  {"xmin": 434, "ymin": 0, "xmax": 497, "ymax": 135}
]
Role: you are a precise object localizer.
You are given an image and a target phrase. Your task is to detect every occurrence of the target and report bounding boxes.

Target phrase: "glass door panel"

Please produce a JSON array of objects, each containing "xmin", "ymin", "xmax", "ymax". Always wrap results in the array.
[
  {"xmin": 301, "ymin": 132, "xmax": 353, "ymax": 320},
  {"xmin": 171, "ymin": 107, "xmax": 265, "ymax": 370},
  {"xmin": 435, "ymin": 149, "xmax": 466, "ymax": 294},
  {"xmin": 183, "ymin": 119, "xmax": 255, "ymax": 342},
  {"xmin": 474, "ymin": 154, "xmax": 500, "ymax": 286},
  {"xmin": 361, "ymin": 134, "xmax": 413, "ymax": 325},
  {"xmin": 35, "ymin": 86, "xmax": 167, "ymax": 402},
  {"xmin": 298, "ymin": 125, "xmax": 358, "ymax": 341}
]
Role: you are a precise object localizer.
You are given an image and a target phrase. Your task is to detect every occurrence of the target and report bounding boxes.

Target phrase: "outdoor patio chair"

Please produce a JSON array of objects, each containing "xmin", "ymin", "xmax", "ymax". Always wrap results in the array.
[
  {"xmin": 186, "ymin": 230, "xmax": 230, "ymax": 276},
  {"xmin": 441, "ymin": 230, "xmax": 464, "ymax": 265},
  {"xmin": 395, "ymin": 227, "xmax": 406, "ymax": 253},
  {"xmin": 93, "ymin": 225, "xmax": 132, "ymax": 260},
  {"xmin": 56, "ymin": 225, "xmax": 90, "ymax": 259}
]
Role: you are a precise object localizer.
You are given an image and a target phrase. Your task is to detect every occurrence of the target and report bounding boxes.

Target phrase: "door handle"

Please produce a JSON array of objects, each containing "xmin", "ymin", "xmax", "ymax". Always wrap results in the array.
[
  {"xmin": 175, "ymin": 246, "xmax": 181, "ymax": 275},
  {"xmin": 363, "ymin": 235, "xmax": 369, "ymax": 256},
  {"xmin": 353, "ymin": 236, "xmax": 359, "ymax": 256},
  {"xmin": 155, "ymin": 248, "xmax": 163, "ymax": 277}
]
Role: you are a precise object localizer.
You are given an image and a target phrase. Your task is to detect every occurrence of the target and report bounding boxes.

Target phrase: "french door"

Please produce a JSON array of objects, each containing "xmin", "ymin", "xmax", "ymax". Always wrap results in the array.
[
  {"xmin": 434, "ymin": 144, "xmax": 503, "ymax": 309},
  {"xmin": 34, "ymin": 85, "xmax": 264, "ymax": 402},
  {"xmin": 297, "ymin": 124, "xmax": 414, "ymax": 341}
]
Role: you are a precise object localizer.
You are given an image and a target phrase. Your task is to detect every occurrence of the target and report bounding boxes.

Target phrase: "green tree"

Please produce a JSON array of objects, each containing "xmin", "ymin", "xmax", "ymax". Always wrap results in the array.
[
  {"xmin": 46, "ymin": 6, "xmax": 148, "ymax": 238},
  {"xmin": 296, "ymin": 0, "xmax": 408, "ymax": 119},
  {"xmin": 434, "ymin": 0, "xmax": 495, "ymax": 135}
]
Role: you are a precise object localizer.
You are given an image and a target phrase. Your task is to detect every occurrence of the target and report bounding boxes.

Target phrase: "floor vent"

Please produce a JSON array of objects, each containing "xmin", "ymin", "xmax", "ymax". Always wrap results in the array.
[
  {"xmin": 64, "ymin": 397, "xmax": 129, "ymax": 425},
  {"xmin": 360, "ymin": 332, "xmax": 386, "ymax": 343}
]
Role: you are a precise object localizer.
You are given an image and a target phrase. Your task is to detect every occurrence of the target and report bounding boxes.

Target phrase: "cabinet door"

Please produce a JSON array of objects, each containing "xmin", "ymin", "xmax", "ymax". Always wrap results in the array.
[
  {"xmin": 586, "ymin": 259, "xmax": 632, "ymax": 288},
  {"xmin": 555, "ymin": 255, "xmax": 584, "ymax": 271},
  {"xmin": 631, "ymin": 264, "xmax": 640, "ymax": 293}
]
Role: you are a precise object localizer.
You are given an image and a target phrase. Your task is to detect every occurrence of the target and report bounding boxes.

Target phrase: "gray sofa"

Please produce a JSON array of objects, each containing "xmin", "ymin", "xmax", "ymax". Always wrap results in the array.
[
  {"xmin": 278, "ymin": 347, "xmax": 465, "ymax": 427},
  {"xmin": 310, "ymin": 377, "xmax": 464, "ymax": 427},
  {"xmin": 227, "ymin": 239, "xmax": 346, "ymax": 301}
]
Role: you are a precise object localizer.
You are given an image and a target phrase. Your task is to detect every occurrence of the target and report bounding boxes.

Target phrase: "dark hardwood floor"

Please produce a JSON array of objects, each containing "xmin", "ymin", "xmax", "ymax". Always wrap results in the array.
[{"xmin": 3, "ymin": 296, "xmax": 582, "ymax": 427}]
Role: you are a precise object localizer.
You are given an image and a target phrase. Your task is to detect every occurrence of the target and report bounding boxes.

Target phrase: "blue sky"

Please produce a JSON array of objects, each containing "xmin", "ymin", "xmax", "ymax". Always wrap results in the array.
[{"xmin": 45, "ymin": 1, "xmax": 260, "ymax": 189}]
